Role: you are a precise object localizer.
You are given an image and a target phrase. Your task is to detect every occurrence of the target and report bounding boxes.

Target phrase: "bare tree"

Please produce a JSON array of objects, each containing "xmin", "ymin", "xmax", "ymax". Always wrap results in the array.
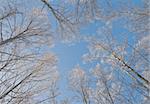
[
  {"xmin": 0, "ymin": 1, "xmax": 59, "ymax": 103},
  {"xmin": 66, "ymin": 0, "xmax": 150, "ymax": 104},
  {"xmin": 0, "ymin": 0, "xmax": 149, "ymax": 104},
  {"xmin": 68, "ymin": 65, "xmax": 91, "ymax": 104}
]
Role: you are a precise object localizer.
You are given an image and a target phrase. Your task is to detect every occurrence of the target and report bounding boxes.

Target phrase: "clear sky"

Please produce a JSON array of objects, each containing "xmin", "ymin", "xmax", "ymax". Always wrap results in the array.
[
  {"xmin": 0, "ymin": 0, "xmax": 146, "ymax": 103},
  {"xmin": 0, "ymin": 0, "xmax": 149, "ymax": 104},
  {"xmin": 46, "ymin": 0, "xmax": 144, "ymax": 103}
]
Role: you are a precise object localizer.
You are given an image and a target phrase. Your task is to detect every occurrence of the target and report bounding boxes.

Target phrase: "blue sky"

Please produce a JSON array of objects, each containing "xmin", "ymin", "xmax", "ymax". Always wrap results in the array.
[
  {"xmin": 8, "ymin": 0, "xmax": 145, "ymax": 103},
  {"xmin": 46, "ymin": 0, "xmax": 144, "ymax": 103},
  {"xmin": 0, "ymin": 0, "xmax": 148, "ymax": 103}
]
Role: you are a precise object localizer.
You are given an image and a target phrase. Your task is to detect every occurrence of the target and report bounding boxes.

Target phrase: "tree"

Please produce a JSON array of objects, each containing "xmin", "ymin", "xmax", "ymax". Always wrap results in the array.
[
  {"xmin": 0, "ymin": 0, "xmax": 149, "ymax": 104},
  {"xmin": 64, "ymin": 0, "xmax": 150, "ymax": 104},
  {"xmin": 0, "ymin": 1, "xmax": 59, "ymax": 103},
  {"xmin": 68, "ymin": 66, "xmax": 90, "ymax": 104}
]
